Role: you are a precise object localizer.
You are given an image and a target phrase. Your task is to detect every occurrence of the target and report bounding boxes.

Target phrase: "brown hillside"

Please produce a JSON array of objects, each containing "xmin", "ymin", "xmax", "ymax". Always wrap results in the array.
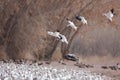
[{"xmin": 0, "ymin": 0, "xmax": 120, "ymax": 61}]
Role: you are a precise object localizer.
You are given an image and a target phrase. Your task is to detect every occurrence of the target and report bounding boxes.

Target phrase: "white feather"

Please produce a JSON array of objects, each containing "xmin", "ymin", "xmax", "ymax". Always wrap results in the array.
[
  {"xmin": 79, "ymin": 16, "xmax": 87, "ymax": 24},
  {"xmin": 103, "ymin": 11, "xmax": 114, "ymax": 21},
  {"xmin": 67, "ymin": 20, "xmax": 77, "ymax": 30},
  {"xmin": 48, "ymin": 31, "xmax": 68, "ymax": 44},
  {"xmin": 47, "ymin": 31, "xmax": 61, "ymax": 39},
  {"xmin": 59, "ymin": 34, "xmax": 68, "ymax": 44}
]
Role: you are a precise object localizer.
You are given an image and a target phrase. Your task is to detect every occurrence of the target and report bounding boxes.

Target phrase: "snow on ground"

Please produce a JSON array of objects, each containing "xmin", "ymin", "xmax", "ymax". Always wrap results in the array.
[{"xmin": 0, "ymin": 61, "xmax": 112, "ymax": 80}]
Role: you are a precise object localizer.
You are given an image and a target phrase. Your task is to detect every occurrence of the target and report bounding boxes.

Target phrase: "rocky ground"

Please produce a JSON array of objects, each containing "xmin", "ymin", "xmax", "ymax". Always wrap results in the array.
[{"xmin": 0, "ymin": 60, "xmax": 119, "ymax": 80}]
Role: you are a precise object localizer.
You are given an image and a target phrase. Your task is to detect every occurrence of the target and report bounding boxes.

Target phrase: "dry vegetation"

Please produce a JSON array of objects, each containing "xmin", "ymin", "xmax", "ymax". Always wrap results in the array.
[{"xmin": 0, "ymin": 0, "xmax": 120, "ymax": 62}]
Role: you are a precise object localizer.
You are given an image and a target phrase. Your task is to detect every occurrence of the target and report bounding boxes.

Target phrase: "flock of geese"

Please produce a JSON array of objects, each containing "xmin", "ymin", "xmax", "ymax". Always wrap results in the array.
[
  {"xmin": 47, "ymin": 8, "xmax": 115, "ymax": 44},
  {"xmin": 47, "ymin": 8, "xmax": 115, "ymax": 61},
  {"xmin": 0, "ymin": 61, "xmax": 111, "ymax": 80}
]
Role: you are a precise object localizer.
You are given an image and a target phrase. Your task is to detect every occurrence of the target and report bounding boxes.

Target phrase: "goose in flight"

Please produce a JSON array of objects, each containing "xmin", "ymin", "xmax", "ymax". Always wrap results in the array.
[
  {"xmin": 47, "ymin": 30, "xmax": 61, "ymax": 39},
  {"xmin": 64, "ymin": 53, "xmax": 78, "ymax": 61},
  {"xmin": 103, "ymin": 8, "xmax": 115, "ymax": 22},
  {"xmin": 75, "ymin": 15, "xmax": 88, "ymax": 24},
  {"xmin": 66, "ymin": 18, "xmax": 77, "ymax": 30},
  {"xmin": 59, "ymin": 34, "xmax": 68, "ymax": 44},
  {"xmin": 47, "ymin": 30, "xmax": 68, "ymax": 44}
]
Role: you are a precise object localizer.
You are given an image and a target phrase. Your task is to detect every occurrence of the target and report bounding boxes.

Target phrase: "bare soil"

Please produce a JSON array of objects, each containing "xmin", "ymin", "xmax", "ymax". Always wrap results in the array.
[{"xmin": 43, "ymin": 60, "xmax": 120, "ymax": 80}]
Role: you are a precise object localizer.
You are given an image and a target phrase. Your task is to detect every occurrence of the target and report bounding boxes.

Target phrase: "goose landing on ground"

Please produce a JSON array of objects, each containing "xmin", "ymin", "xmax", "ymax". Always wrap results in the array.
[
  {"xmin": 47, "ymin": 30, "xmax": 61, "ymax": 39},
  {"xmin": 64, "ymin": 54, "xmax": 78, "ymax": 61}
]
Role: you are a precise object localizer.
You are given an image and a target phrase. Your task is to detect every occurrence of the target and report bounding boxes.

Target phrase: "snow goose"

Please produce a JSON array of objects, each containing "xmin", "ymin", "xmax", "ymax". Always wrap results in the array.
[
  {"xmin": 117, "ymin": 63, "xmax": 120, "ymax": 69},
  {"xmin": 47, "ymin": 30, "xmax": 61, "ymax": 39},
  {"xmin": 59, "ymin": 34, "xmax": 68, "ymax": 44},
  {"xmin": 47, "ymin": 30, "xmax": 68, "ymax": 44},
  {"xmin": 75, "ymin": 15, "xmax": 87, "ymax": 24},
  {"xmin": 66, "ymin": 18, "xmax": 77, "ymax": 30},
  {"xmin": 103, "ymin": 8, "xmax": 115, "ymax": 22},
  {"xmin": 64, "ymin": 54, "xmax": 78, "ymax": 61}
]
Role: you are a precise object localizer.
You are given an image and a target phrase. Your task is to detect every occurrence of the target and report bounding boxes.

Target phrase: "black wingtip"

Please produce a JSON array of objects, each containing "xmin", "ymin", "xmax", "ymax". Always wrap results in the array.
[
  {"xmin": 111, "ymin": 8, "xmax": 116, "ymax": 15},
  {"xmin": 75, "ymin": 16, "xmax": 81, "ymax": 21},
  {"xmin": 66, "ymin": 18, "xmax": 69, "ymax": 21},
  {"xmin": 56, "ymin": 29, "xmax": 60, "ymax": 32},
  {"xmin": 110, "ymin": 8, "xmax": 114, "ymax": 13},
  {"xmin": 59, "ymin": 35, "xmax": 62, "ymax": 40}
]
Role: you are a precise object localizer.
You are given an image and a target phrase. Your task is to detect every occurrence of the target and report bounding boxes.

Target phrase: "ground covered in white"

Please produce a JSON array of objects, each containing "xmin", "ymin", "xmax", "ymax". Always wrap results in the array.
[{"xmin": 0, "ymin": 61, "xmax": 112, "ymax": 80}]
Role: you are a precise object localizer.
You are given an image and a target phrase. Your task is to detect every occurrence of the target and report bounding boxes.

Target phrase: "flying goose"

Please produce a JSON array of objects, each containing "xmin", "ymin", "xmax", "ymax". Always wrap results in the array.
[
  {"xmin": 47, "ymin": 30, "xmax": 68, "ymax": 44},
  {"xmin": 47, "ymin": 30, "xmax": 61, "ymax": 39},
  {"xmin": 66, "ymin": 18, "xmax": 77, "ymax": 30},
  {"xmin": 75, "ymin": 15, "xmax": 87, "ymax": 24},
  {"xmin": 103, "ymin": 8, "xmax": 115, "ymax": 22},
  {"xmin": 59, "ymin": 34, "xmax": 68, "ymax": 44},
  {"xmin": 64, "ymin": 53, "xmax": 78, "ymax": 61}
]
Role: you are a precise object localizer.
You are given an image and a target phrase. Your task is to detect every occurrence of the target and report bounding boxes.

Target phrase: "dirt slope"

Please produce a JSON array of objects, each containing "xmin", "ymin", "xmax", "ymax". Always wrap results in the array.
[{"xmin": 0, "ymin": 0, "xmax": 120, "ymax": 61}]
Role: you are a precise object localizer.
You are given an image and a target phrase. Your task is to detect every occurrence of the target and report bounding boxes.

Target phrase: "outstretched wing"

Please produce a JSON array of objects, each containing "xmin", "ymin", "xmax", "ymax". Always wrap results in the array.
[
  {"xmin": 65, "ymin": 54, "xmax": 78, "ymax": 61},
  {"xmin": 47, "ymin": 31, "xmax": 55, "ymax": 36},
  {"xmin": 103, "ymin": 12, "xmax": 113, "ymax": 21},
  {"xmin": 67, "ymin": 21, "xmax": 77, "ymax": 30},
  {"xmin": 75, "ymin": 16, "xmax": 82, "ymax": 21},
  {"xmin": 60, "ymin": 34, "xmax": 68, "ymax": 44},
  {"xmin": 48, "ymin": 31, "xmax": 61, "ymax": 39}
]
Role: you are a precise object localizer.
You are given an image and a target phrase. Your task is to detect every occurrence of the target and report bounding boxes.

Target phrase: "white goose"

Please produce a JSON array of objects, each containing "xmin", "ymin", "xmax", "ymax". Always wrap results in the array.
[
  {"xmin": 67, "ymin": 18, "xmax": 77, "ymax": 30},
  {"xmin": 47, "ymin": 31, "xmax": 68, "ymax": 44},
  {"xmin": 76, "ymin": 15, "xmax": 87, "ymax": 24},
  {"xmin": 47, "ymin": 30, "xmax": 61, "ymax": 39},
  {"xmin": 59, "ymin": 34, "xmax": 68, "ymax": 44},
  {"xmin": 64, "ymin": 53, "xmax": 78, "ymax": 61},
  {"xmin": 117, "ymin": 63, "xmax": 120, "ymax": 69},
  {"xmin": 103, "ymin": 9, "xmax": 115, "ymax": 22}
]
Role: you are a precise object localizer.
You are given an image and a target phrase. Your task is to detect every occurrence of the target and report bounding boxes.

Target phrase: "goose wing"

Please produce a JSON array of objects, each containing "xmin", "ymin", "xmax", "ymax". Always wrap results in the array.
[
  {"xmin": 60, "ymin": 34, "xmax": 68, "ymax": 44},
  {"xmin": 47, "ymin": 31, "xmax": 55, "ymax": 36},
  {"xmin": 65, "ymin": 54, "xmax": 78, "ymax": 61}
]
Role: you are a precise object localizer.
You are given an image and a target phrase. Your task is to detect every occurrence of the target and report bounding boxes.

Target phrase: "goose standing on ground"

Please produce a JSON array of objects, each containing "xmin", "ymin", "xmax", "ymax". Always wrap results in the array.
[
  {"xmin": 75, "ymin": 15, "xmax": 88, "ymax": 24},
  {"xmin": 47, "ymin": 30, "xmax": 61, "ymax": 39},
  {"xmin": 103, "ymin": 8, "xmax": 115, "ymax": 22},
  {"xmin": 66, "ymin": 18, "xmax": 77, "ymax": 30}
]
